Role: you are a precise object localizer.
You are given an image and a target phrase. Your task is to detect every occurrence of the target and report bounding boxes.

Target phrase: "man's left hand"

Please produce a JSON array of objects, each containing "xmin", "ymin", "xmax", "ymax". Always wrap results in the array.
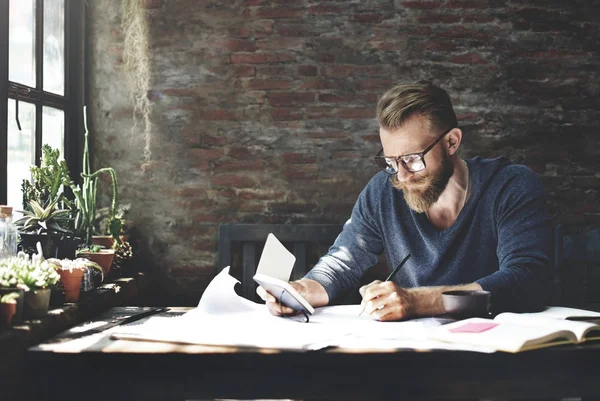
[{"xmin": 359, "ymin": 280, "xmax": 415, "ymax": 321}]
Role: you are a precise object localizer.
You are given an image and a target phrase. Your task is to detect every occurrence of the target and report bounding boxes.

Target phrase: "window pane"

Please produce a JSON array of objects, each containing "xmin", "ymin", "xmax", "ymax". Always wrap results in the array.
[
  {"xmin": 7, "ymin": 99, "xmax": 36, "ymax": 217},
  {"xmin": 43, "ymin": 0, "xmax": 65, "ymax": 95},
  {"xmin": 9, "ymin": 0, "xmax": 36, "ymax": 88},
  {"xmin": 42, "ymin": 106, "xmax": 65, "ymax": 156}
]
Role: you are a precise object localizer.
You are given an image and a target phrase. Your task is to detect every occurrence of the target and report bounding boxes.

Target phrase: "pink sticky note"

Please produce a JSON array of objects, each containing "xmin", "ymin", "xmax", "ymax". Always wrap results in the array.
[{"xmin": 449, "ymin": 322, "xmax": 499, "ymax": 333}]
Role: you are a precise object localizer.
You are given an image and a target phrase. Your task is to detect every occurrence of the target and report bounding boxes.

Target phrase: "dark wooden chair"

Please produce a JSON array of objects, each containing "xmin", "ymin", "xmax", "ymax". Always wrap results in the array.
[
  {"xmin": 554, "ymin": 224, "xmax": 600, "ymax": 309},
  {"xmin": 217, "ymin": 223, "xmax": 343, "ymax": 301}
]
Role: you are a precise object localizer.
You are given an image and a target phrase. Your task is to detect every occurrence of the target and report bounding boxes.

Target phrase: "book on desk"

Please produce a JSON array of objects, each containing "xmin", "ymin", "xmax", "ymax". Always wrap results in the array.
[{"xmin": 430, "ymin": 306, "xmax": 600, "ymax": 353}]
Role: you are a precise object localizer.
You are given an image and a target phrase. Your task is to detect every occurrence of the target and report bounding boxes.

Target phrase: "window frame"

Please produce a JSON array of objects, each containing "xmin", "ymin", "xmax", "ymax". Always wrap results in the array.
[{"xmin": 0, "ymin": 0, "xmax": 86, "ymax": 205}]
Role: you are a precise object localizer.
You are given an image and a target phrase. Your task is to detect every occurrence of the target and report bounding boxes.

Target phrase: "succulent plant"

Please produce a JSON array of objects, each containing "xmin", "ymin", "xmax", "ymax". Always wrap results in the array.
[
  {"xmin": 112, "ymin": 240, "xmax": 134, "ymax": 276},
  {"xmin": 0, "ymin": 292, "xmax": 20, "ymax": 303},
  {"xmin": 21, "ymin": 144, "xmax": 75, "ymax": 216},
  {"xmin": 0, "ymin": 252, "xmax": 60, "ymax": 291},
  {"xmin": 94, "ymin": 204, "xmax": 131, "ymax": 237},
  {"xmin": 48, "ymin": 257, "xmax": 104, "ymax": 284},
  {"xmin": 115, "ymin": 241, "xmax": 133, "ymax": 262},
  {"xmin": 0, "ymin": 267, "xmax": 20, "ymax": 288},
  {"xmin": 14, "ymin": 199, "xmax": 73, "ymax": 235}
]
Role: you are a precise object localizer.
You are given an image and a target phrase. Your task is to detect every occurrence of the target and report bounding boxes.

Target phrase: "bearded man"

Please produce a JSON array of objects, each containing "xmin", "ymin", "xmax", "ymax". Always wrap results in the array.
[{"xmin": 258, "ymin": 81, "xmax": 554, "ymax": 321}]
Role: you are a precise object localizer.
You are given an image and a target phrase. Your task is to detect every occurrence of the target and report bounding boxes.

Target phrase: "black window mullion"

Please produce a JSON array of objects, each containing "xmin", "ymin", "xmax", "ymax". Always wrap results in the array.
[
  {"xmin": 65, "ymin": 0, "xmax": 85, "ymax": 181},
  {"xmin": 36, "ymin": 0, "xmax": 44, "ymax": 93},
  {"xmin": 62, "ymin": 0, "xmax": 70, "ymax": 168},
  {"xmin": 35, "ymin": 101, "xmax": 42, "ymax": 166},
  {"xmin": 0, "ymin": 0, "xmax": 9, "ymax": 204},
  {"xmin": 41, "ymin": 93, "xmax": 68, "ymax": 109},
  {"xmin": 64, "ymin": 0, "xmax": 70, "ymax": 100},
  {"xmin": 34, "ymin": 0, "xmax": 44, "ymax": 164},
  {"xmin": 8, "ymin": 83, "xmax": 69, "ymax": 109}
]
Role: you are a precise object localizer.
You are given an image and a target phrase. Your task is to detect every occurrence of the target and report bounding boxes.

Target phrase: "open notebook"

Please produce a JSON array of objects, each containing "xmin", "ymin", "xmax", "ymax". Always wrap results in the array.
[{"xmin": 430, "ymin": 306, "xmax": 600, "ymax": 353}]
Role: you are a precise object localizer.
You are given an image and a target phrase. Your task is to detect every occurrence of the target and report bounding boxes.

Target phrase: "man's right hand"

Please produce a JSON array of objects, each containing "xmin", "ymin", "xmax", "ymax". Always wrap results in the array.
[
  {"xmin": 256, "ymin": 281, "xmax": 305, "ymax": 316},
  {"xmin": 256, "ymin": 278, "xmax": 329, "ymax": 316}
]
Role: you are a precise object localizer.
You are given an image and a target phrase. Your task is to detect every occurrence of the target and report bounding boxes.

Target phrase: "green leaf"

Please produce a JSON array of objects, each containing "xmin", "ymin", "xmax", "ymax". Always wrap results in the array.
[
  {"xmin": 29, "ymin": 200, "xmax": 45, "ymax": 216},
  {"xmin": 109, "ymin": 218, "xmax": 123, "ymax": 242},
  {"xmin": 47, "ymin": 222, "xmax": 72, "ymax": 234}
]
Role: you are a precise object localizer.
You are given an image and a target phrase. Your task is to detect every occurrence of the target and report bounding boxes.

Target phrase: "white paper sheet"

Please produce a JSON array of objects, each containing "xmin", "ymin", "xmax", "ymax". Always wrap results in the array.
[
  {"xmin": 112, "ymin": 267, "xmax": 350, "ymax": 350},
  {"xmin": 255, "ymin": 233, "xmax": 296, "ymax": 281},
  {"xmin": 195, "ymin": 266, "xmax": 264, "ymax": 316},
  {"xmin": 111, "ymin": 268, "xmax": 492, "ymax": 352}
]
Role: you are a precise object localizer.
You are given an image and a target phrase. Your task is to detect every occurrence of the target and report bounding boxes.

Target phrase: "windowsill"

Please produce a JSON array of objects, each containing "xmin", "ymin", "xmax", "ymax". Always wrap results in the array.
[{"xmin": 0, "ymin": 273, "xmax": 151, "ymax": 396}]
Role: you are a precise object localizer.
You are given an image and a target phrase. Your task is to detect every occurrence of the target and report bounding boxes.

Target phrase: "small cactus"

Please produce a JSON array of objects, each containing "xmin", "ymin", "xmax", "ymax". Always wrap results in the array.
[{"xmin": 0, "ymin": 292, "xmax": 20, "ymax": 303}]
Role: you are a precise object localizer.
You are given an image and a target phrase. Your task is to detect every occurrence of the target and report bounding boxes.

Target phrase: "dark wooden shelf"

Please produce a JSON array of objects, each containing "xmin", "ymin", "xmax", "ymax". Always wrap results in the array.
[{"xmin": 0, "ymin": 273, "xmax": 151, "ymax": 400}]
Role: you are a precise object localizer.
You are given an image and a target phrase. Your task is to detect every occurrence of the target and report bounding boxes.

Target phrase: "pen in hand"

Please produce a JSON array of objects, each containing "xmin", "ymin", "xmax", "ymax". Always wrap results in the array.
[{"xmin": 358, "ymin": 253, "xmax": 411, "ymax": 316}]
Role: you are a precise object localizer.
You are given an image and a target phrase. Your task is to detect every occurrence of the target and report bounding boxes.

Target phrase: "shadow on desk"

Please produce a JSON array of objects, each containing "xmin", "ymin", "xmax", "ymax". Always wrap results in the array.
[
  {"xmin": 0, "ymin": 275, "xmax": 151, "ymax": 401},
  {"xmin": 23, "ymin": 307, "xmax": 600, "ymax": 401}
]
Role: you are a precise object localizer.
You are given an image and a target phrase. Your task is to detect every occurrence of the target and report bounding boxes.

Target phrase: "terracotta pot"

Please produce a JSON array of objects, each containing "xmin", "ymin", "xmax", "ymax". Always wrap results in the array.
[
  {"xmin": 92, "ymin": 236, "xmax": 114, "ymax": 249},
  {"xmin": 0, "ymin": 302, "xmax": 17, "ymax": 328},
  {"xmin": 0, "ymin": 288, "xmax": 24, "ymax": 323},
  {"xmin": 58, "ymin": 268, "xmax": 85, "ymax": 302},
  {"xmin": 23, "ymin": 288, "xmax": 51, "ymax": 319},
  {"xmin": 92, "ymin": 235, "xmax": 129, "ymax": 249},
  {"xmin": 78, "ymin": 249, "xmax": 115, "ymax": 276}
]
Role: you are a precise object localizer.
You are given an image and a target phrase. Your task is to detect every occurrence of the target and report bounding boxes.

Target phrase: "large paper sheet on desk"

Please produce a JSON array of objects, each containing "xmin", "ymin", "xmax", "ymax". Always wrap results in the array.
[
  {"xmin": 111, "ymin": 267, "xmax": 349, "ymax": 350},
  {"xmin": 111, "ymin": 268, "xmax": 494, "ymax": 352}
]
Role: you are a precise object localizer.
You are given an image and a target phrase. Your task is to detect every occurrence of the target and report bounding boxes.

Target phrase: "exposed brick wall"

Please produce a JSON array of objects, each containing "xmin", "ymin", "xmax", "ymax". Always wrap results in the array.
[{"xmin": 88, "ymin": 0, "xmax": 600, "ymax": 304}]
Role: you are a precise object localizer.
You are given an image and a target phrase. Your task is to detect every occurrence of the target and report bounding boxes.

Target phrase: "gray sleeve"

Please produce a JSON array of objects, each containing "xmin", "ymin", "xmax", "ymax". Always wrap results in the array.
[
  {"xmin": 476, "ymin": 166, "xmax": 554, "ymax": 313},
  {"xmin": 304, "ymin": 179, "xmax": 384, "ymax": 303}
]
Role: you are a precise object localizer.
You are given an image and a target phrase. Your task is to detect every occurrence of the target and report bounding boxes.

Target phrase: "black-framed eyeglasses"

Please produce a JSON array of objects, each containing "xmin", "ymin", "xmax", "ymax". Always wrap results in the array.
[{"xmin": 374, "ymin": 127, "xmax": 455, "ymax": 175}]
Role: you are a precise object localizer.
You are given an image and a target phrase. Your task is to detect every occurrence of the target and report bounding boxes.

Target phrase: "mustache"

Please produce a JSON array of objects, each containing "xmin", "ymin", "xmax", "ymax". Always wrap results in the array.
[{"xmin": 392, "ymin": 173, "xmax": 431, "ymax": 191}]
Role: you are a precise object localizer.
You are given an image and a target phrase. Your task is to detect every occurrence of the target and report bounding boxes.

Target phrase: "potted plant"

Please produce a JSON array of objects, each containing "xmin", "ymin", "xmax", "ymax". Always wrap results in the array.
[
  {"xmin": 77, "ymin": 245, "xmax": 115, "ymax": 276},
  {"xmin": 3, "ymin": 250, "xmax": 60, "ymax": 319},
  {"xmin": 93, "ymin": 204, "xmax": 131, "ymax": 247},
  {"xmin": 72, "ymin": 258, "xmax": 105, "ymax": 291},
  {"xmin": 111, "ymin": 240, "xmax": 135, "ymax": 278},
  {"xmin": 92, "ymin": 204, "xmax": 135, "ymax": 277},
  {"xmin": 20, "ymin": 145, "xmax": 74, "ymax": 215},
  {"xmin": 17, "ymin": 145, "xmax": 81, "ymax": 259},
  {"xmin": 74, "ymin": 106, "xmax": 122, "ymax": 245},
  {"xmin": 0, "ymin": 267, "xmax": 25, "ymax": 324},
  {"xmin": 71, "ymin": 107, "xmax": 119, "ymax": 275},
  {"xmin": 52, "ymin": 261, "xmax": 85, "ymax": 303},
  {"xmin": 0, "ymin": 292, "xmax": 20, "ymax": 328},
  {"xmin": 47, "ymin": 257, "xmax": 104, "ymax": 301},
  {"xmin": 15, "ymin": 199, "xmax": 79, "ymax": 259}
]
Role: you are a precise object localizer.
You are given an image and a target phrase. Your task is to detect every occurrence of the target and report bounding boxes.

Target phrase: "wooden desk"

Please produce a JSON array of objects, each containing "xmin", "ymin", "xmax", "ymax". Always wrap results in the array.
[{"xmin": 27, "ymin": 307, "xmax": 600, "ymax": 401}]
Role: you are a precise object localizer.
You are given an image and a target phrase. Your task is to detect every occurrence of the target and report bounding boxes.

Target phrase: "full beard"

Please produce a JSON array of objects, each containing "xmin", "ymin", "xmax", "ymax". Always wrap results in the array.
[{"xmin": 391, "ymin": 152, "xmax": 454, "ymax": 213}]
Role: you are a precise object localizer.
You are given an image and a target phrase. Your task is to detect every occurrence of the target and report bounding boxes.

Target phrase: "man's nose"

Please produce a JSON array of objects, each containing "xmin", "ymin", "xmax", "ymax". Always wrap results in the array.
[{"xmin": 395, "ymin": 167, "xmax": 413, "ymax": 182}]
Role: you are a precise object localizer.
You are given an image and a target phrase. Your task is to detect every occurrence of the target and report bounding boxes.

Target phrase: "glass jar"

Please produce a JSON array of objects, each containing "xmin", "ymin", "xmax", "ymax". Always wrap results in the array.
[{"xmin": 0, "ymin": 205, "xmax": 18, "ymax": 259}]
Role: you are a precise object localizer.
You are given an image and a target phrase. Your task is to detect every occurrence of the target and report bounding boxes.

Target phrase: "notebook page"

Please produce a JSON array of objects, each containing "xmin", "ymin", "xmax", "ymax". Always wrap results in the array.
[
  {"xmin": 514, "ymin": 306, "xmax": 600, "ymax": 320},
  {"xmin": 494, "ymin": 312, "xmax": 598, "ymax": 342}
]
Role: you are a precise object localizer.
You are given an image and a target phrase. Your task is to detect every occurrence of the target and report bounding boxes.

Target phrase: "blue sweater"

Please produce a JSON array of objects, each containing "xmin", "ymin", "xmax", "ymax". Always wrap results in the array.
[{"xmin": 305, "ymin": 156, "xmax": 554, "ymax": 314}]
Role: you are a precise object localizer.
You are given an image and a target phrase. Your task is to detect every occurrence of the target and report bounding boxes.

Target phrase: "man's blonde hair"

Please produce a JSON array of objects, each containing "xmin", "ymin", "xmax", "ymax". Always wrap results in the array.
[{"xmin": 376, "ymin": 80, "xmax": 457, "ymax": 134}]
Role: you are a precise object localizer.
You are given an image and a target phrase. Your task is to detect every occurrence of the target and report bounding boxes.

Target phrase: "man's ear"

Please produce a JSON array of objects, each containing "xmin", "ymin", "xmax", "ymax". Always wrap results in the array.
[{"xmin": 446, "ymin": 128, "xmax": 462, "ymax": 156}]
